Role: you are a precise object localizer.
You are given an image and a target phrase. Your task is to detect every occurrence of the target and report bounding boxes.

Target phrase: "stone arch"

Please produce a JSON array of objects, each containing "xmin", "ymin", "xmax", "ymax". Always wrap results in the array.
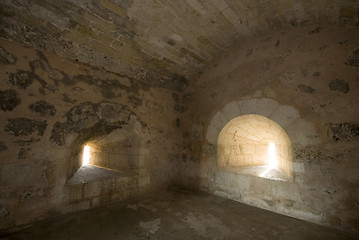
[
  {"xmin": 49, "ymin": 101, "xmax": 147, "ymax": 182},
  {"xmin": 205, "ymin": 97, "xmax": 320, "ymax": 179},
  {"xmin": 206, "ymin": 98, "xmax": 300, "ymax": 145},
  {"xmin": 80, "ymin": 125, "xmax": 143, "ymax": 175},
  {"xmin": 217, "ymin": 114, "xmax": 293, "ymax": 179}
]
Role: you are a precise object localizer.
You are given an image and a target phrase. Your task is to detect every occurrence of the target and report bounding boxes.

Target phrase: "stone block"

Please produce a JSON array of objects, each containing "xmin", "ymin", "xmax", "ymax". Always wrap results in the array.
[
  {"xmin": 255, "ymin": 98, "xmax": 279, "ymax": 117},
  {"xmin": 212, "ymin": 0, "xmax": 229, "ymax": 11},
  {"xmin": 210, "ymin": 111, "xmax": 228, "ymax": 130},
  {"xmin": 29, "ymin": 4, "xmax": 69, "ymax": 31},
  {"xmin": 293, "ymin": 162, "xmax": 305, "ymax": 173},
  {"xmin": 237, "ymin": 98, "xmax": 257, "ymax": 115},
  {"xmin": 222, "ymin": 101, "xmax": 240, "ymax": 121},
  {"xmin": 206, "ymin": 125, "xmax": 220, "ymax": 144}
]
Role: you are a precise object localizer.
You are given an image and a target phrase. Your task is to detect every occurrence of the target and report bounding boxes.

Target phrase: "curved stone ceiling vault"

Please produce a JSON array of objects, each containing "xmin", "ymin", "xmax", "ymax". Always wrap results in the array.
[{"xmin": 1, "ymin": 0, "xmax": 358, "ymax": 90}]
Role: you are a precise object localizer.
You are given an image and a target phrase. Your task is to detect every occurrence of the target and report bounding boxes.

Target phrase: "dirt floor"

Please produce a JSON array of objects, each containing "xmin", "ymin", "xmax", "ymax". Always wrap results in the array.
[{"xmin": 1, "ymin": 187, "xmax": 358, "ymax": 240}]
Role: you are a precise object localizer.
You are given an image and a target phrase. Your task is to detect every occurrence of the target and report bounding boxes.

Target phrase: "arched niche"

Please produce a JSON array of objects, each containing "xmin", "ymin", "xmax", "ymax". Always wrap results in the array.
[
  {"xmin": 48, "ymin": 101, "xmax": 147, "ymax": 185},
  {"xmin": 217, "ymin": 114, "xmax": 293, "ymax": 180},
  {"xmin": 80, "ymin": 127, "xmax": 142, "ymax": 175}
]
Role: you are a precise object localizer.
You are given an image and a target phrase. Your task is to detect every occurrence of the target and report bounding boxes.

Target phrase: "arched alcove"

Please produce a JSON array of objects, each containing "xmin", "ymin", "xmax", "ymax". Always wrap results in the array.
[
  {"xmin": 48, "ymin": 101, "xmax": 148, "ymax": 185},
  {"xmin": 66, "ymin": 127, "xmax": 144, "ymax": 185},
  {"xmin": 80, "ymin": 127, "xmax": 142, "ymax": 175},
  {"xmin": 217, "ymin": 114, "xmax": 293, "ymax": 180}
]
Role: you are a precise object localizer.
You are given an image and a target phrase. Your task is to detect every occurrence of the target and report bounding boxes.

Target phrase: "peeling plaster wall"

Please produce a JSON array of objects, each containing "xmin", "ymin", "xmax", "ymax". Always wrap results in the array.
[
  {"xmin": 180, "ymin": 25, "xmax": 359, "ymax": 231},
  {"xmin": 0, "ymin": 39, "xmax": 182, "ymax": 230}
]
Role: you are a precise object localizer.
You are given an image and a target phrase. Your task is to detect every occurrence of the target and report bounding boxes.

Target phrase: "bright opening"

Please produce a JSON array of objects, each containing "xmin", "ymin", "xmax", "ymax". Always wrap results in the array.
[
  {"xmin": 82, "ymin": 145, "xmax": 90, "ymax": 166},
  {"xmin": 259, "ymin": 142, "xmax": 278, "ymax": 177},
  {"xmin": 267, "ymin": 142, "xmax": 277, "ymax": 168},
  {"xmin": 217, "ymin": 114, "xmax": 293, "ymax": 180}
]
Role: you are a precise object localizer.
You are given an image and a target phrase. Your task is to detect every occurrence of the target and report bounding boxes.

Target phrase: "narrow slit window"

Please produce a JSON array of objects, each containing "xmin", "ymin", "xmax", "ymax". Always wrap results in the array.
[
  {"xmin": 267, "ymin": 142, "xmax": 277, "ymax": 168},
  {"xmin": 217, "ymin": 114, "xmax": 293, "ymax": 180},
  {"xmin": 82, "ymin": 145, "xmax": 90, "ymax": 166}
]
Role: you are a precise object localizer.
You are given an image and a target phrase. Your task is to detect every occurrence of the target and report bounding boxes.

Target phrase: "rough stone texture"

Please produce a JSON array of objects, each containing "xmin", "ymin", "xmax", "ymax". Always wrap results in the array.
[
  {"xmin": 0, "ymin": 47, "xmax": 15, "ymax": 64},
  {"xmin": 29, "ymin": 101, "xmax": 56, "ymax": 116},
  {"xmin": 0, "ymin": 142, "xmax": 7, "ymax": 151},
  {"xmin": 0, "ymin": 89, "xmax": 21, "ymax": 111},
  {"xmin": 329, "ymin": 79, "xmax": 350, "ymax": 93},
  {"xmin": 18, "ymin": 148, "xmax": 29, "ymax": 159},
  {"xmin": 0, "ymin": 1, "xmax": 359, "ymax": 235},
  {"xmin": 0, "ymin": 0, "xmax": 357, "ymax": 91},
  {"xmin": 7, "ymin": 71, "xmax": 34, "ymax": 89},
  {"xmin": 180, "ymin": 25, "xmax": 359, "ymax": 232},
  {"xmin": 0, "ymin": 39, "xmax": 180, "ymax": 230},
  {"xmin": 313, "ymin": 72, "xmax": 321, "ymax": 77},
  {"xmin": 1, "ymin": 188, "xmax": 358, "ymax": 240},
  {"xmin": 298, "ymin": 84, "xmax": 316, "ymax": 94},
  {"xmin": 4, "ymin": 118, "xmax": 47, "ymax": 136},
  {"xmin": 329, "ymin": 122, "xmax": 359, "ymax": 142},
  {"xmin": 346, "ymin": 48, "xmax": 359, "ymax": 67},
  {"xmin": 50, "ymin": 101, "xmax": 131, "ymax": 146}
]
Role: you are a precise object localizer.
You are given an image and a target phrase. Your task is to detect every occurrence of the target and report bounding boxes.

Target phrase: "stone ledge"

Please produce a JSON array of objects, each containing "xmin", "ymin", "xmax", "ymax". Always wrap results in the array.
[{"xmin": 66, "ymin": 164, "xmax": 134, "ymax": 185}]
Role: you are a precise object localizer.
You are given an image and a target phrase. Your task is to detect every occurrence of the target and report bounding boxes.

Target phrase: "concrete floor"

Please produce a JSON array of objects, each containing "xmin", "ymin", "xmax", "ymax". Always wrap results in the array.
[{"xmin": 1, "ymin": 187, "xmax": 358, "ymax": 240}]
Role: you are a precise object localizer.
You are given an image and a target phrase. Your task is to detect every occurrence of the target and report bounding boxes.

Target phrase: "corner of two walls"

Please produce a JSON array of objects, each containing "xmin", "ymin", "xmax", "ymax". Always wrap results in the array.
[
  {"xmin": 180, "ymin": 25, "xmax": 359, "ymax": 231},
  {"xmin": 0, "ymin": 39, "xmax": 183, "ymax": 230}
]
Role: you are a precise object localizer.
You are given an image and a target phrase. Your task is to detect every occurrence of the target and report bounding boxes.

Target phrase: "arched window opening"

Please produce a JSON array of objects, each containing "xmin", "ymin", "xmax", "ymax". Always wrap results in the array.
[
  {"xmin": 217, "ymin": 114, "xmax": 293, "ymax": 180},
  {"xmin": 67, "ymin": 133, "xmax": 142, "ymax": 185}
]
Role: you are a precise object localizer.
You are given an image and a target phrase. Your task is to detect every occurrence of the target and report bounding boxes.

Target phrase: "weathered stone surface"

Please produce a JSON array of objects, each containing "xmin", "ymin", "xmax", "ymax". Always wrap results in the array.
[
  {"xmin": 29, "ymin": 101, "xmax": 56, "ymax": 116},
  {"xmin": 0, "ymin": 89, "xmax": 21, "ymax": 111},
  {"xmin": 128, "ymin": 95, "xmax": 142, "ymax": 108},
  {"xmin": 0, "ymin": 141, "xmax": 8, "ymax": 151},
  {"xmin": 0, "ymin": 205, "xmax": 9, "ymax": 218},
  {"xmin": 7, "ymin": 71, "xmax": 34, "ymax": 89},
  {"xmin": 50, "ymin": 102, "xmax": 133, "ymax": 146},
  {"xmin": 298, "ymin": 84, "xmax": 316, "ymax": 94},
  {"xmin": 182, "ymin": 26, "xmax": 359, "ymax": 232},
  {"xmin": 0, "ymin": 47, "xmax": 15, "ymax": 64},
  {"xmin": 312, "ymin": 72, "xmax": 321, "ymax": 77},
  {"xmin": 62, "ymin": 94, "xmax": 76, "ymax": 103},
  {"xmin": 329, "ymin": 122, "xmax": 359, "ymax": 141},
  {"xmin": 346, "ymin": 48, "xmax": 359, "ymax": 67},
  {"xmin": 308, "ymin": 27, "xmax": 321, "ymax": 34},
  {"xmin": 14, "ymin": 138, "xmax": 39, "ymax": 147},
  {"xmin": 1, "ymin": 0, "xmax": 356, "ymax": 93},
  {"xmin": 4, "ymin": 118, "xmax": 47, "ymax": 136},
  {"xmin": 18, "ymin": 148, "xmax": 29, "ymax": 159},
  {"xmin": 294, "ymin": 146, "xmax": 323, "ymax": 161},
  {"xmin": 0, "ymin": 2, "xmax": 359, "ymax": 234},
  {"xmin": 328, "ymin": 79, "xmax": 349, "ymax": 93}
]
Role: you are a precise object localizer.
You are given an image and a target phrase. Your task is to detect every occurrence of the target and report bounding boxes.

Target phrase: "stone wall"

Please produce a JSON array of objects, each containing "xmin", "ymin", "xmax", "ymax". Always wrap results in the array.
[
  {"xmin": 217, "ymin": 114, "xmax": 293, "ymax": 177},
  {"xmin": 180, "ymin": 25, "xmax": 359, "ymax": 231},
  {"xmin": 1, "ymin": 0, "xmax": 357, "ymax": 90},
  {"xmin": 0, "ymin": 39, "xmax": 182, "ymax": 230}
]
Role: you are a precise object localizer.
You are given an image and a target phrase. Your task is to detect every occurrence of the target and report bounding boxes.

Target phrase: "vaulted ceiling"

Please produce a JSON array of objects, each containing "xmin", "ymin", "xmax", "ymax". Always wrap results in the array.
[{"xmin": 1, "ymin": 0, "xmax": 358, "ymax": 91}]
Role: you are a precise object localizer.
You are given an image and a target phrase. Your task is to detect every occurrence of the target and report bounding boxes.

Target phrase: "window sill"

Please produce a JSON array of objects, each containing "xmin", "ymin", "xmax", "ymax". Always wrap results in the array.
[
  {"xmin": 219, "ymin": 165, "xmax": 291, "ymax": 181},
  {"xmin": 66, "ymin": 164, "xmax": 135, "ymax": 185}
]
